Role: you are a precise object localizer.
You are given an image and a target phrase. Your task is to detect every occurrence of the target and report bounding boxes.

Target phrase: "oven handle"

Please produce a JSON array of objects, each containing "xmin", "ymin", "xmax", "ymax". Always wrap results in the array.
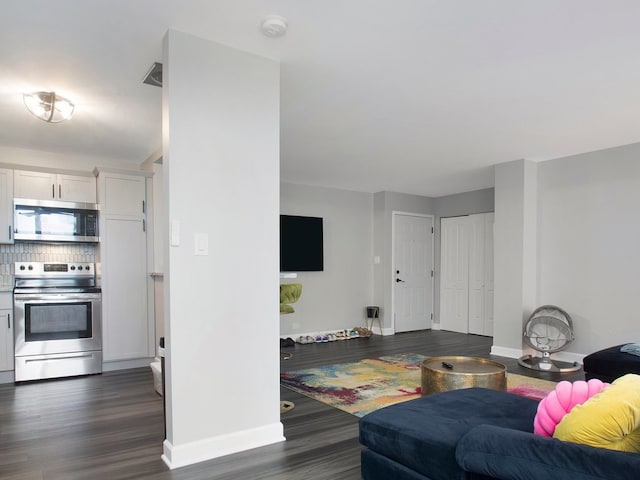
[
  {"xmin": 25, "ymin": 352, "xmax": 97, "ymax": 363},
  {"xmin": 14, "ymin": 293, "xmax": 102, "ymax": 302}
]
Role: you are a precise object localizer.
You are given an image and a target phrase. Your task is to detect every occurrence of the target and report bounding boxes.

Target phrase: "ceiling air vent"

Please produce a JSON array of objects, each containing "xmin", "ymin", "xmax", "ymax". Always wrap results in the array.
[{"xmin": 143, "ymin": 62, "xmax": 163, "ymax": 87}]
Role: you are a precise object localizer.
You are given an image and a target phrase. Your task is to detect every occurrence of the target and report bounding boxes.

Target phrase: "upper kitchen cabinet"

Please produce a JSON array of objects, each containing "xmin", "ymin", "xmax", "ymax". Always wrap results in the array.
[
  {"xmin": 14, "ymin": 169, "xmax": 97, "ymax": 203},
  {"xmin": 0, "ymin": 168, "xmax": 13, "ymax": 244},
  {"xmin": 99, "ymin": 172, "xmax": 146, "ymax": 216}
]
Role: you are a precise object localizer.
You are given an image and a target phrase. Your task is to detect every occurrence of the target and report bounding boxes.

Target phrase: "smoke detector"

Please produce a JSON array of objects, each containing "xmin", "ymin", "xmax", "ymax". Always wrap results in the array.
[{"xmin": 261, "ymin": 15, "xmax": 288, "ymax": 38}]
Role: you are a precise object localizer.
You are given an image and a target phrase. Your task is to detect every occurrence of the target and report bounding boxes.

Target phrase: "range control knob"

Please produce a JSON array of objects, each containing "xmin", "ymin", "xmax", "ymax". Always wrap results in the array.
[
  {"xmin": 70, "ymin": 265, "xmax": 76, "ymax": 271},
  {"xmin": 85, "ymin": 265, "xmax": 91, "ymax": 271},
  {"xmin": 19, "ymin": 265, "xmax": 25, "ymax": 271},
  {"xmin": 28, "ymin": 265, "xmax": 33, "ymax": 270},
  {"xmin": 77, "ymin": 266, "xmax": 83, "ymax": 271}
]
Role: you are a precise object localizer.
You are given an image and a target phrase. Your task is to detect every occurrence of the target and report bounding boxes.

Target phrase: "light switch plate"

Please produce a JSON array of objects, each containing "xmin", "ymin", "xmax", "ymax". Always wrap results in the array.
[{"xmin": 194, "ymin": 233, "xmax": 208, "ymax": 256}]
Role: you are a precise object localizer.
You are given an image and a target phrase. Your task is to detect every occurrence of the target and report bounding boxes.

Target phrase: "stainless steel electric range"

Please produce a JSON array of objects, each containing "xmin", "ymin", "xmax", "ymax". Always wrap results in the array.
[{"xmin": 13, "ymin": 261, "xmax": 102, "ymax": 382}]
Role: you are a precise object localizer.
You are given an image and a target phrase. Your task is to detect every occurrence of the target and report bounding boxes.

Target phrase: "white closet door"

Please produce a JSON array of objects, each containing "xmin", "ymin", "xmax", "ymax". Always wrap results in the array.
[
  {"xmin": 440, "ymin": 213, "xmax": 494, "ymax": 336},
  {"xmin": 440, "ymin": 216, "xmax": 469, "ymax": 333},
  {"xmin": 468, "ymin": 214, "xmax": 486, "ymax": 335}
]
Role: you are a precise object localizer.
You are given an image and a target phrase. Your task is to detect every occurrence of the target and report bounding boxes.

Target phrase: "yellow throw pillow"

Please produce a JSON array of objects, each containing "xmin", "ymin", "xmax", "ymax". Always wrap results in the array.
[{"xmin": 553, "ymin": 373, "xmax": 640, "ymax": 453}]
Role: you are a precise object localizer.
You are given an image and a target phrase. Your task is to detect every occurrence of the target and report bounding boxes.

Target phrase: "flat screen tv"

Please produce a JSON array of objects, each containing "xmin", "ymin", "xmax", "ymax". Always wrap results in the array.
[{"xmin": 280, "ymin": 215, "xmax": 324, "ymax": 272}]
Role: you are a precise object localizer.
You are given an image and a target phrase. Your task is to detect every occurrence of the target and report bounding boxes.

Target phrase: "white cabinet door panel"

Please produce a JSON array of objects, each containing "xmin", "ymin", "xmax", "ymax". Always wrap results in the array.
[
  {"xmin": 98, "ymin": 170, "xmax": 152, "ymax": 364},
  {"xmin": 14, "ymin": 170, "xmax": 56, "ymax": 200},
  {"xmin": 101, "ymin": 217, "xmax": 148, "ymax": 361},
  {"xmin": 102, "ymin": 174, "xmax": 145, "ymax": 216},
  {"xmin": 15, "ymin": 170, "xmax": 96, "ymax": 203},
  {"xmin": 0, "ymin": 293, "xmax": 13, "ymax": 372},
  {"xmin": 58, "ymin": 175, "xmax": 97, "ymax": 203}
]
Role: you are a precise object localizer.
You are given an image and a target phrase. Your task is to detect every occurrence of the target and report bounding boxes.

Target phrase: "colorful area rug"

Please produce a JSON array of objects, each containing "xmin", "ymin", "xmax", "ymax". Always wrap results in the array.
[{"xmin": 281, "ymin": 353, "xmax": 556, "ymax": 417}]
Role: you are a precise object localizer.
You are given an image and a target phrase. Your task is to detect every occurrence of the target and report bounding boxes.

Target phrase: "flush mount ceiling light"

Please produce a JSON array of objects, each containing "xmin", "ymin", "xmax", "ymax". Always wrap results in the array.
[
  {"xmin": 261, "ymin": 14, "xmax": 288, "ymax": 38},
  {"xmin": 23, "ymin": 91, "xmax": 75, "ymax": 123}
]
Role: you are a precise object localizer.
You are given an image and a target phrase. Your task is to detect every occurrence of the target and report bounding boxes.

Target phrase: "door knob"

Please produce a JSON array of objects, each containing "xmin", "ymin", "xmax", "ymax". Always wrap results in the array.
[{"xmin": 396, "ymin": 278, "xmax": 405, "ymax": 283}]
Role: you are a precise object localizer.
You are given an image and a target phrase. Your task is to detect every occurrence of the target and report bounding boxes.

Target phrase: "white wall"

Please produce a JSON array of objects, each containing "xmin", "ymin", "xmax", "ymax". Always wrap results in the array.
[
  {"xmin": 0, "ymin": 145, "xmax": 136, "ymax": 172},
  {"xmin": 537, "ymin": 144, "xmax": 640, "ymax": 353},
  {"xmin": 493, "ymin": 160, "xmax": 538, "ymax": 355},
  {"xmin": 493, "ymin": 144, "xmax": 640, "ymax": 360},
  {"xmin": 373, "ymin": 191, "xmax": 435, "ymax": 331},
  {"xmin": 162, "ymin": 30, "xmax": 282, "ymax": 468},
  {"xmin": 283, "ymin": 187, "xmax": 495, "ymax": 335},
  {"xmin": 280, "ymin": 183, "xmax": 373, "ymax": 336}
]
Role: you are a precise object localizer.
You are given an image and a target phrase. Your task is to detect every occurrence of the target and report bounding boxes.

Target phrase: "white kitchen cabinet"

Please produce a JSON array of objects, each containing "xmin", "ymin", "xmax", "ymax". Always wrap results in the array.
[
  {"xmin": 14, "ymin": 169, "xmax": 97, "ymax": 203},
  {"xmin": 97, "ymin": 170, "xmax": 154, "ymax": 362},
  {"xmin": 0, "ymin": 292, "xmax": 13, "ymax": 372},
  {"xmin": 58, "ymin": 174, "xmax": 97, "ymax": 203},
  {"xmin": 0, "ymin": 168, "xmax": 13, "ymax": 244},
  {"xmin": 99, "ymin": 172, "xmax": 146, "ymax": 216}
]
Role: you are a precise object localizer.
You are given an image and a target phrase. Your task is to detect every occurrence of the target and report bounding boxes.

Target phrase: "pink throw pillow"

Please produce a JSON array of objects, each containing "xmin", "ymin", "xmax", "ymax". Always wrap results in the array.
[{"xmin": 533, "ymin": 378, "xmax": 609, "ymax": 437}]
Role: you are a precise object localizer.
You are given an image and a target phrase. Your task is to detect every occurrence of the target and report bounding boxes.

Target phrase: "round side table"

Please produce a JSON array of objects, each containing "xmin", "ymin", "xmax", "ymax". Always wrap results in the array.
[{"xmin": 421, "ymin": 356, "xmax": 507, "ymax": 396}]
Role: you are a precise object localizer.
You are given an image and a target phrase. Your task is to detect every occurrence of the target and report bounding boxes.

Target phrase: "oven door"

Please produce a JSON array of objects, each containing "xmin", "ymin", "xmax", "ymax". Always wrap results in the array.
[{"xmin": 14, "ymin": 292, "xmax": 102, "ymax": 357}]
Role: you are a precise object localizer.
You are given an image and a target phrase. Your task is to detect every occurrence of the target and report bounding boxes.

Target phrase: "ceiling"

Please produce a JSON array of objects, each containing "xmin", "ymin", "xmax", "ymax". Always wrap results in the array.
[{"xmin": 2, "ymin": 1, "xmax": 639, "ymax": 197}]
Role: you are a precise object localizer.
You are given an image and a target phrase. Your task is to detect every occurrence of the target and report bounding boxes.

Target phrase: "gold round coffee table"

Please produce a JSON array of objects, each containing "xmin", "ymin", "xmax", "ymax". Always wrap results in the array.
[{"xmin": 421, "ymin": 356, "xmax": 507, "ymax": 396}]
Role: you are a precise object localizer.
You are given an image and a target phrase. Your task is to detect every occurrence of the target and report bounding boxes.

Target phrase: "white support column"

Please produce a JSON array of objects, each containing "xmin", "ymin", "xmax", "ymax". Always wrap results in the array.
[
  {"xmin": 161, "ymin": 30, "xmax": 283, "ymax": 469},
  {"xmin": 492, "ymin": 159, "xmax": 538, "ymax": 357}
]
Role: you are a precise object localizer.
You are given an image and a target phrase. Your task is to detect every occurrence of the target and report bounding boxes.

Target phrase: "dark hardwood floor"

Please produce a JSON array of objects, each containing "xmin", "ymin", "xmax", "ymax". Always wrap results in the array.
[{"xmin": 0, "ymin": 330, "xmax": 585, "ymax": 479}]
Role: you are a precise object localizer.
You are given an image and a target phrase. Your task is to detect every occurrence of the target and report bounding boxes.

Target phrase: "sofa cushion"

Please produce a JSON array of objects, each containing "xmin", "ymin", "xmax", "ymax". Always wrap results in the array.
[
  {"xmin": 457, "ymin": 424, "xmax": 640, "ymax": 480},
  {"xmin": 583, "ymin": 344, "xmax": 640, "ymax": 383},
  {"xmin": 553, "ymin": 374, "xmax": 640, "ymax": 453},
  {"xmin": 359, "ymin": 388, "xmax": 538, "ymax": 480}
]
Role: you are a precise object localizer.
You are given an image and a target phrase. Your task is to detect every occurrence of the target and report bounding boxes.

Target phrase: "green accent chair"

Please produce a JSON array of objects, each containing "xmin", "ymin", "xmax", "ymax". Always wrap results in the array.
[{"xmin": 280, "ymin": 283, "xmax": 302, "ymax": 314}]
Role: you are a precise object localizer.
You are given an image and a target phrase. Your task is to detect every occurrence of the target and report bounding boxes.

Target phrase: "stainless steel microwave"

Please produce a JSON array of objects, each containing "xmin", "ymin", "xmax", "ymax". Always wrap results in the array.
[{"xmin": 14, "ymin": 198, "xmax": 99, "ymax": 243}]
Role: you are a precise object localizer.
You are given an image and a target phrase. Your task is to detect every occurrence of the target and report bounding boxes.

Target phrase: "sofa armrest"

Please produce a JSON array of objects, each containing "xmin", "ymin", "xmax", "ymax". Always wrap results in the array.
[{"xmin": 456, "ymin": 424, "xmax": 640, "ymax": 480}]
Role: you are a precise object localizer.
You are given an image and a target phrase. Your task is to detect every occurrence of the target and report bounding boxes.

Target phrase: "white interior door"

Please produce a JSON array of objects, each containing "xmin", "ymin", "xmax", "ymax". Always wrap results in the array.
[
  {"xmin": 440, "ymin": 216, "xmax": 469, "ymax": 333},
  {"xmin": 393, "ymin": 213, "xmax": 434, "ymax": 332}
]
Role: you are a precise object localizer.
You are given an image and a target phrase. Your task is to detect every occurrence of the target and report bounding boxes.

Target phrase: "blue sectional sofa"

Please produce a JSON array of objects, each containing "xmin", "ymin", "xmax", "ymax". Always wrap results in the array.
[
  {"xmin": 583, "ymin": 344, "xmax": 640, "ymax": 383},
  {"xmin": 359, "ymin": 387, "xmax": 640, "ymax": 480}
]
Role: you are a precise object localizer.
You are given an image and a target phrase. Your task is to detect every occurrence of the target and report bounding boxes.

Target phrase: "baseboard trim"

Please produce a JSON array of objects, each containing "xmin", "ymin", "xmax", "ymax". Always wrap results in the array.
[
  {"xmin": 0, "ymin": 370, "xmax": 14, "ymax": 384},
  {"xmin": 546, "ymin": 350, "xmax": 584, "ymax": 365},
  {"xmin": 491, "ymin": 345, "xmax": 584, "ymax": 365},
  {"xmin": 102, "ymin": 357, "xmax": 155, "ymax": 372},
  {"xmin": 490, "ymin": 346, "xmax": 523, "ymax": 359},
  {"xmin": 162, "ymin": 422, "xmax": 285, "ymax": 469}
]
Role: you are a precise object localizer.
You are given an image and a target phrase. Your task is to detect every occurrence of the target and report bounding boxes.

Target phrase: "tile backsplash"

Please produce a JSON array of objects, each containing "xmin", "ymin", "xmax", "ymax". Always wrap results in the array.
[{"xmin": 0, "ymin": 243, "xmax": 96, "ymax": 286}]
